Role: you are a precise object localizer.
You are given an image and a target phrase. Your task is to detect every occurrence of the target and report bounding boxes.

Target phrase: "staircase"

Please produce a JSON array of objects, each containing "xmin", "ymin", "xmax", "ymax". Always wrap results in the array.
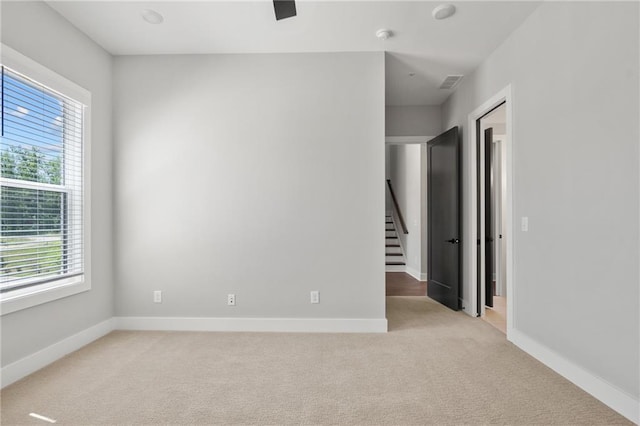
[{"xmin": 385, "ymin": 215, "xmax": 406, "ymax": 272}]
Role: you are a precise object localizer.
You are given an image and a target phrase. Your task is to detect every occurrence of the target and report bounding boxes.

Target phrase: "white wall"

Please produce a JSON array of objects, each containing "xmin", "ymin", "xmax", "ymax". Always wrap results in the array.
[
  {"xmin": 388, "ymin": 144, "xmax": 422, "ymax": 278},
  {"xmin": 113, "ymin": 52, "xmax": 385, "ymax": 320},
  {"xmin": 442, "ymin": 1, "xmax": 639, "ymax": 401},
  {"xmin": 0, "ymin": 2, "xmax": 113, "ymax": 366},
  {"xmin": 386, "ymin": 106, "xmax": 441, "ymax": 137}
]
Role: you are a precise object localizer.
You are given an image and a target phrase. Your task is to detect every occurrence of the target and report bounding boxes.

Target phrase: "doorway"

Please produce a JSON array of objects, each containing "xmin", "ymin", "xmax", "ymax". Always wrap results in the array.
[
  {"xmin": 478, "ymin": 103, "xmax": 507, "ymax": 333},
  {"xmin": 467, "ymin": 86, "xmax": 513, "ymax": 337},
  {"xmin": 384, "ymin": 136, "xmax": 431, "ymax": 296},
  {"xmin": 384, "ymin": 128, "xmax": 462, "ymax": 310}
]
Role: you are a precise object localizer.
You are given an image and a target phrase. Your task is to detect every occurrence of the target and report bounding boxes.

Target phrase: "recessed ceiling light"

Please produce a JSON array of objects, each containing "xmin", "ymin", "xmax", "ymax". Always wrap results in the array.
[
  {"xmin": 376, "ymin": 29, "xmax": 393, "ymax": 40},
  {"xmin": 432, "ymin": 4, "xmax": 456, "ymax": 20},
  {"xmin": 142, "ymin": 9, "xmax": 164, "ymax": 25}
]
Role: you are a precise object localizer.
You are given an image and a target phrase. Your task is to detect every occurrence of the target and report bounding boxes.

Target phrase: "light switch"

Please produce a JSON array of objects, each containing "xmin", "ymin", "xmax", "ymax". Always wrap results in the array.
[{"xmin": 521, "ymin": 217, "xmax": 529, "ymax": 232}]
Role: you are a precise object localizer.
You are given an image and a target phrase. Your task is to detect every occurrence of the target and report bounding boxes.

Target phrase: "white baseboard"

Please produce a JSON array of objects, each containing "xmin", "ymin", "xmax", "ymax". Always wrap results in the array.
[
  {"xmin": 405, "ymin": 267, "xmax": 427, "ymax": 282},
  {"xmin": 115, "ymin": 316, "xmax": 388, "ymax": 333},
  {"xmin": 1, "ymin": 318, "xmax": 115, "ymax": 389},
  {"xmin": 1, "ymin": 316, "xmax": 386, "ymax": 389},
  {"xmin": 3, "ymin": 315, "xmax": 636, "ymax": 424},
  {"xmin": 509, "ymin": 329, "xmax": 639, "ymax": 424}
]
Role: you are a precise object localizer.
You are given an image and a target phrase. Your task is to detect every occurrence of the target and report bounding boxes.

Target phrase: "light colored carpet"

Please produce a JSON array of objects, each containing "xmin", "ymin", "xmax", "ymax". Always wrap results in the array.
[{"xmin": 0, "ymin": 297, "xmax": 631, "ymax": 425}]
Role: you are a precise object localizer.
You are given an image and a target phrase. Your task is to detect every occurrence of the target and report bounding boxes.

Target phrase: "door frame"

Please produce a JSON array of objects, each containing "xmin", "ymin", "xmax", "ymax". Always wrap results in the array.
[
  {"xmin": 492, "ymin": 138, "xmax": 507, "ymax": 298},
  {"xmin": 466, "ymin": 85, "xmax": 514, "ymax": 336}
]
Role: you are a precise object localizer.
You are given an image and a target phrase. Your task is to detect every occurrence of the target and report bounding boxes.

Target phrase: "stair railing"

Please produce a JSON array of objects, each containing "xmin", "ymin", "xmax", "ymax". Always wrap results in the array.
[{"xmin": 386, "ymin": 179, "xmax": 409, "ymax": 234}]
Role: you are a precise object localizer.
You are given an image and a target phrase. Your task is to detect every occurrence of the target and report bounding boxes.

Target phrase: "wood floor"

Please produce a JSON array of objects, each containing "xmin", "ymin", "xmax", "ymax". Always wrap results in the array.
[
  {"xmin": 385, "ymin": 272, "xmax": 426, "ymax": 296},
  {"xmin": 483, "ymin": 295, "xmax": 507, "ymax": 334}
]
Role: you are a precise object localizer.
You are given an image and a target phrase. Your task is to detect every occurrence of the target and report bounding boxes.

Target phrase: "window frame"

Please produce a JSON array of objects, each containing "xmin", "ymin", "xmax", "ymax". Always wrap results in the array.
[{"xmin": 0, "ymin": 44, "xmax": 91, "ymax": 315}]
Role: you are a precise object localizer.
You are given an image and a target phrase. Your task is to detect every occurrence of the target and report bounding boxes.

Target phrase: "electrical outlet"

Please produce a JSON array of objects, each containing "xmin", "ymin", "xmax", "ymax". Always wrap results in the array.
[
  {"xmin": 227, "ymin": 294, "xmax": 236, "ymax": 306},
  {"xmin": 153, "ymin": 290, "xmax": 162, "ymax": 303},
  {"xmin": 310, "ymin": 291, "xmax": 320, "ymax": 304}
]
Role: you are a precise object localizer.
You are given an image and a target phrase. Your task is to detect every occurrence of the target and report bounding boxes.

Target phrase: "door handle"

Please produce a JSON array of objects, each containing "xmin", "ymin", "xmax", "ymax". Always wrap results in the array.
[{"xmin": 446, "ymin": 238, "xmax": 460, "ymax": 244}]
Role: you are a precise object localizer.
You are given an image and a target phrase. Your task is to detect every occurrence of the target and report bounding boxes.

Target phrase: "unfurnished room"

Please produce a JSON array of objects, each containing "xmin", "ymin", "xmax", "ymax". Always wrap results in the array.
[{"xmin": 0, "ymin": 1, "xmax": 638, "ymax": 424}]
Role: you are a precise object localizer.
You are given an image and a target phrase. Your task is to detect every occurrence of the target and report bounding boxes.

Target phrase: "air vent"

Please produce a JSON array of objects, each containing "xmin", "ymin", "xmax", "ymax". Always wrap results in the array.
[{"xmin": 439, "ymin": 75, "xmax": 463, "ymax": 90}]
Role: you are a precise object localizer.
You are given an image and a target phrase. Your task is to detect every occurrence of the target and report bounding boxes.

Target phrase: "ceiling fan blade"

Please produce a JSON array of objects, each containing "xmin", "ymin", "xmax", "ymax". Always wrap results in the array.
[{"xmin": 273, "ymin": 0, "xmax": 296, "ymax": 20}]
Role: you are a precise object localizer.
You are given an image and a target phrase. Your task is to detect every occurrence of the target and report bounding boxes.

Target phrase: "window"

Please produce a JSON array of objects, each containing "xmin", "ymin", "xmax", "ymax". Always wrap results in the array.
[{"xmin": 0, "ymin": 45, "xmax": 90, "ymax": 314}]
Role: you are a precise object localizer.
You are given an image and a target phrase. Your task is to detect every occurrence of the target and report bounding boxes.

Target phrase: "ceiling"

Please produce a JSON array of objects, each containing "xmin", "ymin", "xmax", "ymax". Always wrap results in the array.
[{"xmin": 47, "ymin": 1, "xmax": 541, "ymax": 106}]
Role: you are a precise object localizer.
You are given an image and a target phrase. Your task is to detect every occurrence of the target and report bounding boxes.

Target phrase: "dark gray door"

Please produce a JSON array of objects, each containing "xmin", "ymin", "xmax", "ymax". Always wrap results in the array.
[
  {"xmin": 427, "ymin": 127, "xmax": 461, "ymax": 311},
  {"xmin": 484, "ymin": 128, "xmax": 494, "ymax": 308}
]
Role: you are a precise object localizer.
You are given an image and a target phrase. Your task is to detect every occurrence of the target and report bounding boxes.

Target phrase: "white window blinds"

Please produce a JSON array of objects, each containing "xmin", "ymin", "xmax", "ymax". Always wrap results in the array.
[{"xmin": 0, "ymin": 66, "xmax": 85, "ymax": 292}]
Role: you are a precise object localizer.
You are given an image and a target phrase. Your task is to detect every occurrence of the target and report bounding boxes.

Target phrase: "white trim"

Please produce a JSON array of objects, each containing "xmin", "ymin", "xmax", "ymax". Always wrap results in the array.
[
  {"xmin": 385, "ymin": 136, "xmax": 432, "ymax": 144},
  {"xmin": 0, "ymin": 177, "xmax": 67, "ymax": 193},
  {"xmin": 3, "ymin": 316, "xmax": 635, "ymax": 425},
  {"xmin": 509, "ymin": 329, "xmax": 639, "ymax": 424},
  {"xmin": 0, "ymin": 318, "xmax": 114, "ymax": 389},
  {"xmin": 420, "ymin": 142, "xmax": 429, "ymax": 286},
  {"xmin": 405, "ymin": 266, "xmax": 426, "ymax": 282},
  {"xmin": 466, "ymin": 85, "xmax": 514, "ymax": 334},
  {"xmin": 115, "ymin": 316, "xmax": 388, "ymax": 333},
  {"xmin": 0, "ymin": 43, "xmax": 92, "ymax": 315},
  {"xmin": 0, "ymin": 277, "xmax": 88, "ymax": 316},
  {"xmin": 1, "ymin": 44, "xmax": 90, "ymax": 105}
]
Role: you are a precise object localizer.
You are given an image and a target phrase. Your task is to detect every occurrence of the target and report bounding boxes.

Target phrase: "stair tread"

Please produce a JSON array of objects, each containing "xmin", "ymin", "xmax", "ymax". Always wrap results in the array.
[{"xmin": 386, "ymin": 213, "xmax": 401, "ymax": 264}]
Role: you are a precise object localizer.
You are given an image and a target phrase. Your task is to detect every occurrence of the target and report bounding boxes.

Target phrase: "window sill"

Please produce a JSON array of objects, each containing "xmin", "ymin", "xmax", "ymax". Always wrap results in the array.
[{"xmin": 0, "ymin": 276, "xmax": 89, "ymax": 316}]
